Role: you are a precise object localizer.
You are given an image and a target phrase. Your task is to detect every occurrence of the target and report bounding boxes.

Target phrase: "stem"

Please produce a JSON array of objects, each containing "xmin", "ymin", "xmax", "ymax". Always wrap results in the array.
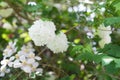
[
  {"xmin": 65, "ymin": 25, "xmax": 80, "ymax": 34},
  {"xmin": 42, "ymin": 64, "xmax": 68, "ymax": 76},
  {"xmin": 13, "ymin": 71, "xmax": 23, "ymax": 80},
  {"xmin": 38, "ymin": 47, "xmax": 47, "ymax": 56}
]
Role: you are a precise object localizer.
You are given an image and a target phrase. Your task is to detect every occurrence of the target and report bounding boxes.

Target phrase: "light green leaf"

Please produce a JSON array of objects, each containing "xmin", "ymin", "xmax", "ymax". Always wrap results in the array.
[
  {"xmin": 114, "ymin": 59, "xmax": 120, "ymax": 68},
  {"xmin": 113, "ymin": 2, "xmax": 120, "ymax": 11}
]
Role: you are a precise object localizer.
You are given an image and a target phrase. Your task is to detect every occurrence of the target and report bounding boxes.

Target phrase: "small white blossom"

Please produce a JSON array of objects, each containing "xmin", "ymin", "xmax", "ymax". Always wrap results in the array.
[
  {"xmin": 45, "ymin": 71, "xmax": 57, "ymax": 80},
  {"xmin": 0, "ymin": 66, "xmax": 10, "ymax": 77},
  {"xmin": 68, "ymin": 7, "xmax": 73, "ymax": 12},
  {"xmin": 3, "ymin": 41, "xmax": 17, "ymax": 58},
  {"xmin": 13, "ymin": 59, "xmax": 22, "ymax": 68},
  {"xmin": 28, "ymin": 2, "xmax": 36, "ymax": 6},
  {"xmin": 1, "ymin": 42, "xmax": 42, "ymax": 76},
  {"xmin": 47, "ymin": 32, "xmax": 68, "ymax": 53},
  {"xmin": 35, "ymin": 68, "xmax": 43, "ymax": 76},
  {"xmin": 0, "ymin": 59, "xmax": 11, "ymax": 77},
  {"xmin": 21, "ymin": 65, "xmax": 32, "ymax": 73},
  {"xmin": 86, "ymin": 32, "xmax": 94, "ymax": 39},
  {"xmin": 86, "ymin": 12, "xmax": 96, "ymax": 21},
  {"xmin": 78, "ymin": 4, "xmax": 86, "ymax": 12},
  {"xmin": 3, "ymin": 22, "xmax": 12, "ymax": 31}
]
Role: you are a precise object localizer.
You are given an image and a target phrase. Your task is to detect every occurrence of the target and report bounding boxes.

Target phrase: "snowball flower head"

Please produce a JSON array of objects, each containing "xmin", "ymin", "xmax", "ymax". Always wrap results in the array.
[
  {"xmin": 28, "ymin": 19, "xmax": 56, "ymax": 46},
  {"xmin": 47, "ymin": 32, "xmax": 68, "ymax": 53}
]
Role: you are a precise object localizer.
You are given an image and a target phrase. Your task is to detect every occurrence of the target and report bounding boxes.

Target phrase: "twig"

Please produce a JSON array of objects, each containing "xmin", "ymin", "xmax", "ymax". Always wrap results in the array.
[
  {"xmin": 65, "ymin": 25, "xmax": 80, "ymax": 34},
  {"xmin": 38, "ymin": 47, "xmax": 48, "ymax": 56},
  {"xmin": 13, "ymin": 71, "xmax": 24, "ymax": 80}
]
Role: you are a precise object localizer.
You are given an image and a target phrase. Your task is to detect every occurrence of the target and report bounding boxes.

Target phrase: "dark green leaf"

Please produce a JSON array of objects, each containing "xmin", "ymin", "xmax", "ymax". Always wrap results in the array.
[
  {"xmin": 104, "ymin": 17, "xmax": 120, "ymax": 26},
  {"xmin": 59, "ymin": 75, "xmax": 75, "ymax": 80},
  {"xmin": 104, "ymin": 62, "xmax": 119, "ymax": 74},
  {"xmin": 101, "ymin": 44, "xmax": 120, "ymax": 58},
  {"xmin": 62, "ymin": 61, "xmax": 80, "ymax": 74}
]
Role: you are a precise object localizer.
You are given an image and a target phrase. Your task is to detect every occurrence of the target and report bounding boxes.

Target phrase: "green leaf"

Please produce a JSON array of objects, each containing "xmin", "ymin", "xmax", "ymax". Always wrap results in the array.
[
  {"xmin": 104, "ymin": 17, "xmax": 120, "ymax": 26},
  {"xmin": 62, "ymin": 61, "xmax": 80, "ymax": 74},
  {"xmin": 75, "ymin": 52, "xmax": 106, "ymax": 64},
  {"xmin": 98, "ymin": 74, "xmax": 113, "ymax": 80},
  {"xmin": 75, "ymin": 52, "xmax": 94, "ymax": 61},
  {"xmin": 70, "ymin": 45, "xmax": 83, "ymax": 57},
  {"xmin": 93, "ymin": 54, "xmax": 107, "ymax": 63},
  {"xmin": 101, "ymin": 44, "xmax": 120, "ymax": 58},
  {"xmin": 59, "ymin": 75, "xmax": 75, "ymax": 80},
  {"xmin": 113, "ymin": 1, "xmax": 120, "ymax": 11},
  {"xmin": 24, "ymin": 4, "xmax": 41, "ymax": 12},
  {"xmin": 104, "ymin": 62, "xmax": 119, "ymax": 74},
  {"xmin": 114, "ymin": 59, "xmax": 120, "ymax": 68}
]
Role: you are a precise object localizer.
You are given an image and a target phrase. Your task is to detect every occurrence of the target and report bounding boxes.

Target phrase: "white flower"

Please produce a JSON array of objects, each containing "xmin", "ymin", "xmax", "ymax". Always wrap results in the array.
[
  {"xmin": 45, "ymin": 71, "xmax": 57, "ymax": 80},
  {"xmin": 47, "ymin": 32, "xmax": 68, "ymax": 53},
  {"xmin": 3, "ymin": 41, "xmax": 17, "ymax": 58},
  {"xmin": 0, "ymin": 66, "xmax": 10, "ymax": 77},
  {"xmin": 78, "ymin": 4, "xmax": 86, "ymax": 12},
  {"xmin": 1, "ymin": 56, "xmax": 15, "ymax": 67},
  {"xmin": 21, "ymin": 65, "xmax": 32, "ymax": 73},
  {"xmin": 12, "ymin": 43, "xmax": 42, "ymax": 73},
  {"xmin": 98, "ymin": 24, "xmax": 112, "ymax": 48},
  {"xmin": 68, "ymin": 7, "xmax": 73, "ymax": 12},
  {"xmin": 86, "ymin": 32, "xmax": 94, "ymax": 39},
  {"xmin": 28, "ymin": 2, "xmax": 36, "ymax": 6},
  {"xmin": 35, "ymin": 68, "xmax": 43, "ymax": 76},
  {"xmin": 3, "ymin": 22, "xmax": 12, "ymax": 31},
  {"xmin": 100, "ymin": 7, "xmax": 106, "ymax": 14},
  {"xmin": 99, "ymin": 37, "xmax": 111, "ymax": 48},
  {"xmin": 86, "ymin": 12, "xmax": 96, "ymax": 21},
  {"xmin": 28, "ymin": 19, "xmax": 56, "ymax": 46},
  {"xmin": 13, "ymin": 60, "xmax": 22, "ymax": 68},
  {"xmin": 0, "ymin": 59, "xmax": 11, "ymax": 77},
  {"xmin": 98, "ymin": 24, "xmax": 112, "ymax": 38},
  {"xmin": 28, "ymin": 19, "xmax": 69, "ymax": 53},
  {"xmin": 70, "ymin": 3, "xmax": 86, "ymax": 12}
]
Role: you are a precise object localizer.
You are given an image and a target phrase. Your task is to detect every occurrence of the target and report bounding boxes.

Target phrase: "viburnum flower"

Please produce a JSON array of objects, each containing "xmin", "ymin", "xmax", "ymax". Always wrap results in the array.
[
  {"xmin": 28, "ymin": 19, "xmax": 69, "ymax": 53},
  {"xmin": 47, "ymin": 32, "xmax": 68, "ymax": 53},
  {"xmin": 3, "ymin": 41, "xmax": 17, "ymax": 58},
  {"xmin": 28, "ymin": 19, "xmax": 56, "ymax": 46}
]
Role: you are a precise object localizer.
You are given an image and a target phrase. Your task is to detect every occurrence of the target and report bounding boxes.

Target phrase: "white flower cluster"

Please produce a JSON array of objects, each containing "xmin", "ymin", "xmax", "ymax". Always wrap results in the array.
[
  {"xmin": 28, "ymin": 19, "xmax": 68, "ymax": 53},
  {"xmin": 28, "ymin": 20, "xmax": 56, "ymax": 46},
  {"xmin": 47, "ymin": 32, "xmax": 68, "ymax": 53},
  {"xmin": 98, "ymin": 24, "xmax": 112, "ymax": 48},
  {"xmin": 0, "ymin": 42, "xmax": 42, "ymax": 77}
]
